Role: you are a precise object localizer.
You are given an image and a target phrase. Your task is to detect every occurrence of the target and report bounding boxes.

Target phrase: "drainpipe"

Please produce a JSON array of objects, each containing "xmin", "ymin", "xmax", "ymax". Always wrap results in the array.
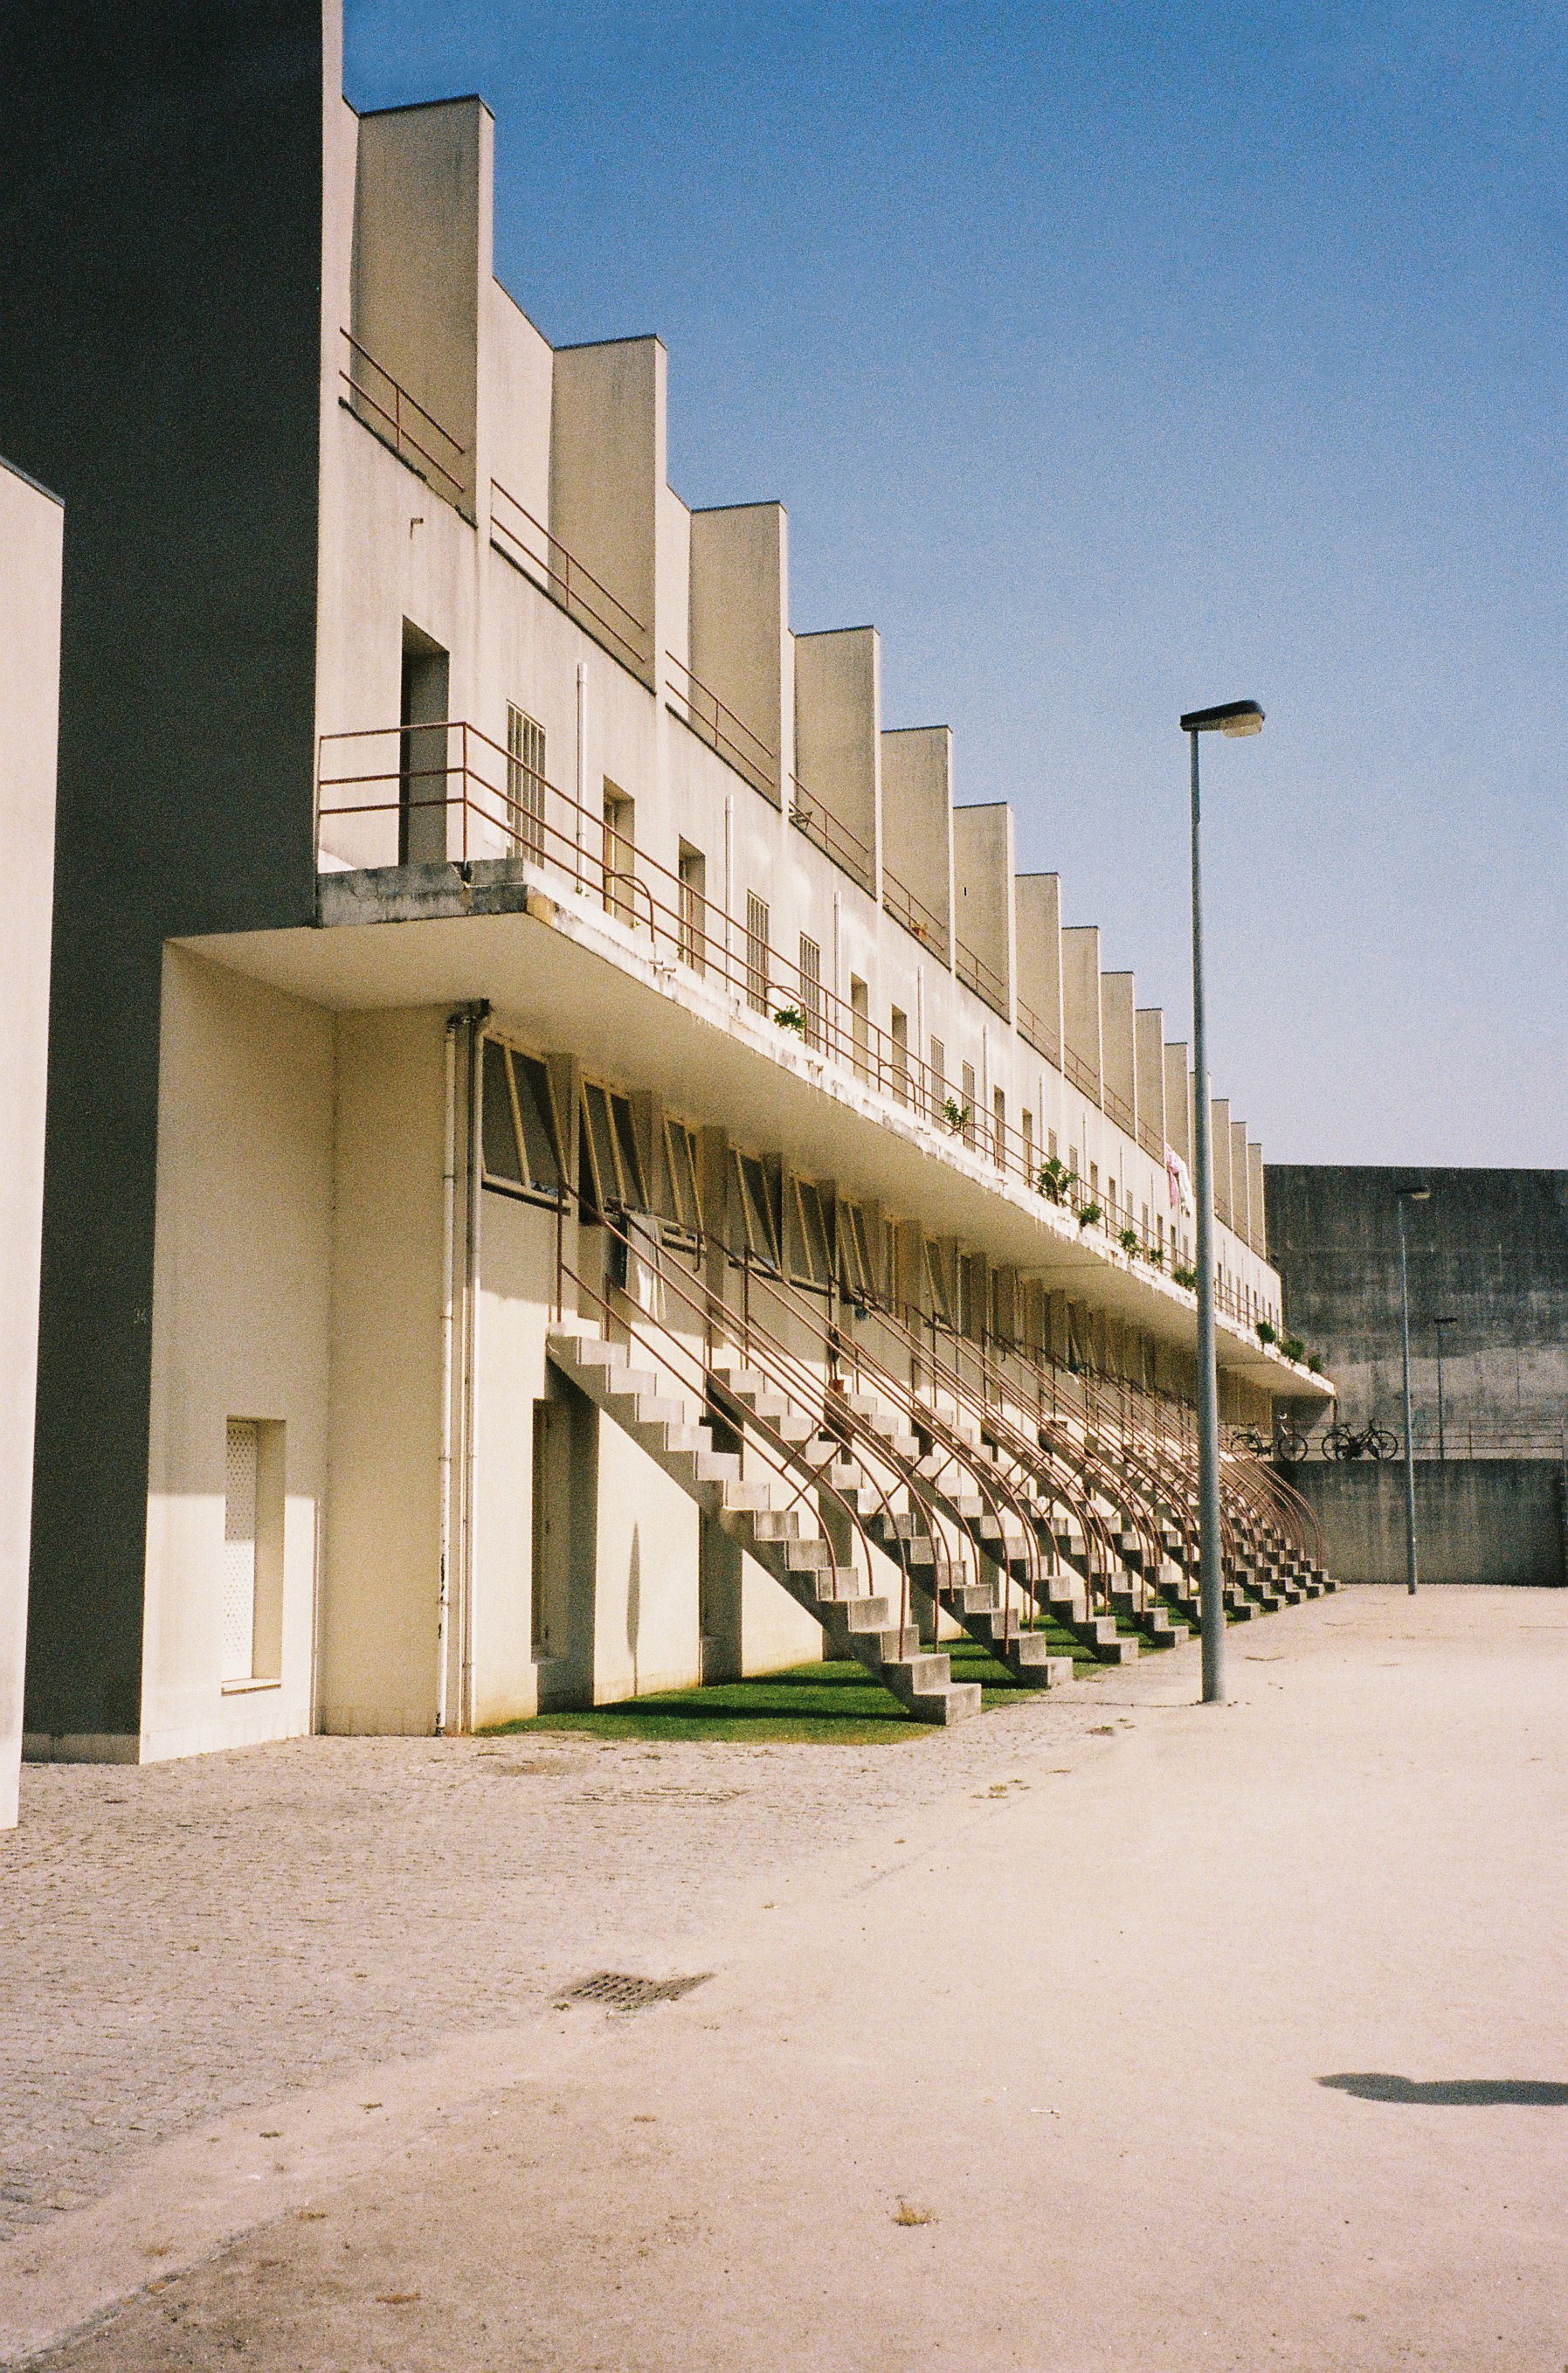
[
  {"xmin": 459, "ymin": 1001, "xmax": 490, "ymax": 1730},
  {"xmin": 575, "ymin": 661, "xmax": 588, "ymax": 864},
  {"xmin": 436, "ymin": 1011, "xmax": 461, "ymax": 1736}
]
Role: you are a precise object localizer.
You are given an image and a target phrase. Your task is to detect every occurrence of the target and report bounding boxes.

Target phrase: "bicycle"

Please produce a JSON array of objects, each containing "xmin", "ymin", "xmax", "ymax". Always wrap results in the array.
[{"xmin": 1323, "ymin": 1422, "xmax": 1399, "ymax": 1462}]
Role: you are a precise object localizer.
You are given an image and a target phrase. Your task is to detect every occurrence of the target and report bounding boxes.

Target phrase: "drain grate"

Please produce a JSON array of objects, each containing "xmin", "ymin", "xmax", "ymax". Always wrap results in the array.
[{"xmin": 559, "ymin": 1970, "xmax": 713, "ymax": 2014}]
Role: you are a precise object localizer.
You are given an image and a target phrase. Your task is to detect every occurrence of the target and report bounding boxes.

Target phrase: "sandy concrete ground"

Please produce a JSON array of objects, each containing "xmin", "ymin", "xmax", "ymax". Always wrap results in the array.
[{"xmin": 3, "ymin": 1586, "xmax": 1565, "ymax": 2371}]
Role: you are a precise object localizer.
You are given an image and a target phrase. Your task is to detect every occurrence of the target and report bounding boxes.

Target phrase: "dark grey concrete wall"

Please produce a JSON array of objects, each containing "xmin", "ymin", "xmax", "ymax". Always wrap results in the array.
[
  {"xmin": 1292, "ymin": 1462, "xmax": 1566, "ymax": 1588},
  {"xmin": 0, "ymin": 4, "xmax": 326, "ymax": 1737},
  {"xmin": 1267, "ymin": 1168, "xmax": 1568, "ymax": 1459}
]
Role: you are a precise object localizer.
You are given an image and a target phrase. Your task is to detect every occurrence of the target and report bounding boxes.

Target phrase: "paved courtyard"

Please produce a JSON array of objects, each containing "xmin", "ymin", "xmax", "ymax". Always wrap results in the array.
[{"xmin": 3, "ymin": 1586, "xmax": 1565, "ymax": 2370}]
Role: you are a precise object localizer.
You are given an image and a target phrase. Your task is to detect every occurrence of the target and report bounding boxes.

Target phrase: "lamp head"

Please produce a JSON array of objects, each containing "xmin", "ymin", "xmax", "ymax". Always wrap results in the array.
[
  {"xmin": 1399, "ymin": 1186, "xmax": 1432, "ymax": 1202},
  {"xmin": 1180, "ymin": 698, "xmax": 1264, "ymax": 737}
]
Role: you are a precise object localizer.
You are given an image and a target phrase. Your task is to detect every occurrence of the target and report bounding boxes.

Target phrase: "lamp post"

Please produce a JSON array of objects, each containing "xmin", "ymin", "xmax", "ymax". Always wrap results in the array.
[
  {"xmin": 1433, "ymin": 1314, "xmax": 1457, "ymax": 1463},
  {"xmin": 1180, "ymin": 696, "xmax": 1264, "ymax": 1705},
  {"xmin": 1397, "ymin": 1185, "xmax": 1431, "ymax": 1594}
]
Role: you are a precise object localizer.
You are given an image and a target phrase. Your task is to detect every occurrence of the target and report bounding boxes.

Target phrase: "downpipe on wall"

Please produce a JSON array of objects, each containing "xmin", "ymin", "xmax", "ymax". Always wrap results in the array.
[{"xmin": 438, "ymin": 1000, "xmax": 488, "ymax": 1735}]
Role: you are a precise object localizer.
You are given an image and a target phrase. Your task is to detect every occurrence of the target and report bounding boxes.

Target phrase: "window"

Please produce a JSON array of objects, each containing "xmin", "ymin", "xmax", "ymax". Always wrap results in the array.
[
  {"xmin": 1068, "ymin": 1145, "xmax": 1079, "ymax": 1183},
  {"xmin": 480, "ymin": 1038, "xmax": 565, "ymax": 1203},
  {"xmin": 957, "ymin": 1254, "xmax": 977, "ymax": 1339},
  {"xmin": 745, "ymin": 892, "xmax": 770, "ymax": 1013},
  {"xmin": 1022, "ymin": 1110, "xmax": 1034, "ymax": 1178},
  {"xmin": 507, "ymin": 705, "xmax": 545, "ymax": 859},
  {"xmin": 924, "ymin": 1239, "xmax": 952, "ymax": 1326},
  {"xmin": 678, "ymin": 842, "xmax": 707, "ymax": 972},
  {"xmin": 222, "ymin": 1417, "xmax": 283, "ymax": 1688},
  {"xmin": 929, "ymin": 1036, "xmax": 945, "ymax": 1124},
  {"xmin": 788, "ymin": 1178, "xmax": 833, "ymax": 1290},
  {"xmin": 579, "ymin": 1080, "xmax": 648, "ymax": 1214},
  {"xmin": 889, "ymin": 1007, "xmax": 909, "ymax": 1103},
  {"xmin": 661, "ymin": 1119, "xmax": 703, "ymax": 1240},
  {"xmin": 603, "ymin": 784, "xmax": 637, "ymax": 924},
  {"xmin": 961, "ymin": 1062, "xmax": 977, "ymax": 1148},
  {"xmin": 839, "ymin": 1200, "xmax": 876, "ymax": 1307},
  {"xmin": 992, "ymin": 1086, "xmax": 1006, "ymax": 1169},
  {"xmin": 734, "ymin": 1149, "xmax": 780, "ymax": 1268},
  {"xmin": 850, "ymin": 976, "xmax": 870, "ymax": 1079},
  {"xmin": 1047, "ymin": 1128, "xmax": 1058, "ymax": 1163},
  {"xmin": 1089, "ymin": 1162, "xmax": 1099, "ymax": 1195}
]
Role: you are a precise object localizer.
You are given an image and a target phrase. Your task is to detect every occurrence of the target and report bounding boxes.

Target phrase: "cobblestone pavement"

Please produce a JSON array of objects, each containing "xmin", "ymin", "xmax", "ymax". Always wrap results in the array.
[{"xmin": 0, "ymin": 1649, "xmax": 1156, "ymax": 2244}]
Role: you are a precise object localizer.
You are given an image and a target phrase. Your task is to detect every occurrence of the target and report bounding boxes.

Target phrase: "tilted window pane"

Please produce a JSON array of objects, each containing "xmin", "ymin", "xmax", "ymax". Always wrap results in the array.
[
  {"xmin": 513, "ymin": 1053, "xmax": 563, "ymax": 1194},
  {"xmin": 584, "ymin": 1083, "xmax": 621, "ymax": 1207},
  {"xmin": 611, "ymin": 1093, "xmax": 647, "ymax": 1209},
  {"xmin": 481, "ymin": 1039, "xmax": 524, "ymax": 1185}
]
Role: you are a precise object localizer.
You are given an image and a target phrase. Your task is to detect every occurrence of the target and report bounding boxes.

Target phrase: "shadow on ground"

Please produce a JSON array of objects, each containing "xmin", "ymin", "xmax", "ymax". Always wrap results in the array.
[{"xmin": 1320, "ymin": 2073, "xmax": 1568, "ymax": 2106}]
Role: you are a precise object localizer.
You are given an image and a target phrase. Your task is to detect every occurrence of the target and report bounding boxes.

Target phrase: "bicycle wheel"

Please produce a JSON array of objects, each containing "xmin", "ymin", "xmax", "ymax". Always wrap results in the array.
[
  {"xmin": 1275, "ymin": 1424, "xmax": 1308, "ymax": 1463},
  {"xmin": 1369, "ymin": 1427, "xmax": 1399, "ymax": 1461}
]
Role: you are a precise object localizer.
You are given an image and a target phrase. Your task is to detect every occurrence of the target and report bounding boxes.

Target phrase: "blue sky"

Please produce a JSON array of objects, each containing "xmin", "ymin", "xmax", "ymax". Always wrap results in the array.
[{"xmin": 345, "ymin": 3, "xmax": 1566, "ymax": 1165}]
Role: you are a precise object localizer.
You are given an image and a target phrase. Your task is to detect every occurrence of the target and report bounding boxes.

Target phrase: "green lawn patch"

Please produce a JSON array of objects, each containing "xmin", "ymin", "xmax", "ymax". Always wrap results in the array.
[{"xmin": 482, "ymin": 1658, "xmax": 930, "ymax": 1745}]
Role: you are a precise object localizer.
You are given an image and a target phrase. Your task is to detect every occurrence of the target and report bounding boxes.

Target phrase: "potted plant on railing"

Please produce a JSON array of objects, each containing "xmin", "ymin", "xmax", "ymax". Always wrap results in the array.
[
  {"xmin": 1076, "ymin": 1200, "xmax": 1102, "ymax": 1230},
  {"xmin": 1255, "ymin": 1318, "xmax": 1277, "ymax": 1346},
  {"xmin": 1118, "ymin": 1225, "xmax": 1140, "ymax": 1258},
  {"xmin": 1280, "ymin": 1332, "xmax": 1307, "ymax": 1364},
  {"xmin": 1172, "ymin": 1263, "xmax": 1198, "ymax": 1291},
  {"xmin": 1147, "ymin": 1243, "xmax": 1164, "ymax": 1269},
  {"xmin": 1037, "ymin": 1154, "xmax": 1068, "ymax": 1205},
  {"xmin": 943, "ymin": 1097, "xmax": 971, "ymax": 1136},
  {"xmin": 773, "ymin": 1004, "xmax": 806, "ymax": 1034},
  {"xmin": 1307, "ymin": 1351, "xmax": 1323, "ymax": 1373}
]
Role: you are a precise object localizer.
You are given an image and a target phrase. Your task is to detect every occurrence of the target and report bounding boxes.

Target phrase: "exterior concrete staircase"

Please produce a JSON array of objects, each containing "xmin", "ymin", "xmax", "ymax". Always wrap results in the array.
[
  {"xmin": 717, "ymin": 1364, "xmax": 1079, "ymax": 1688},
  {"xmin": 547, "ymin": 1326, "xmax": 982, "ymax": 1725}
]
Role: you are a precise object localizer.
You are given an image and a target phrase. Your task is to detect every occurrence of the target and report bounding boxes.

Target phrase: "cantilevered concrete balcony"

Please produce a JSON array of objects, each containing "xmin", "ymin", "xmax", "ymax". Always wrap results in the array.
[{"xmin": 188, "ymin": 720, "xmax": 1329, "ymax": 1403}]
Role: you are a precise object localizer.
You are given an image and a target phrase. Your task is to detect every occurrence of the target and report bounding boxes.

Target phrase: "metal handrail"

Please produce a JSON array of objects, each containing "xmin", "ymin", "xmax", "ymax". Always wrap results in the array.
[
  {"xmin": 665, "ymin": 654, "xmax": 776, "ymax": 799},
  {"xmin": 954, "ymin": 934, "xmax": 1009, "ymax": 1020},
  {"xmin": 489, "ymin": 481, "xmax": 651, "ymax": 671},
  {"xmin": 881, "ymin": 865, "xmax": 950, "ymax": 962},
  {"xmin": 341, "ymin": 330, "xmax": 467, "ymax": 504},
  {"xmin": 1061, "ymin": 1045, "xmax": 1100, "ymax": 1100},
  {"xmin": 1015, "ymin": 993, "xmax": 1060, "ymax": 1066},
  {"xmin": 789, "ymin": 776, "xmax": 874, "ymax": 893}
]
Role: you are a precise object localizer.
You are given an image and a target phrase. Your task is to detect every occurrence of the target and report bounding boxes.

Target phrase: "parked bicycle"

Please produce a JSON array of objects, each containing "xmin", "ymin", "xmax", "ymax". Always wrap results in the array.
[
  {"xmin": 1229, "ymin": 1422, "xmax": 1310, "ymax": 1463},
  {"xmin": 1323, "ymin": 1421, "xmax": 1399, "ymax": 1462}
]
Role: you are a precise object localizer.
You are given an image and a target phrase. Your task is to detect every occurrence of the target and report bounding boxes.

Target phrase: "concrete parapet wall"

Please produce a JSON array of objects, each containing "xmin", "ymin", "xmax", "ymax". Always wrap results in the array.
[{"xmin": 1291, "ymin": 1460, "xmax": 1566, "ymax": 1587}]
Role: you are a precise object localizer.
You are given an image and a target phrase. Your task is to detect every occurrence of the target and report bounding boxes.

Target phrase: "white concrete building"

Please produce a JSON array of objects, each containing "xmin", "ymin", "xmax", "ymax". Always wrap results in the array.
[
  {"xmin": 0, "ymin": 458, "xmax": 61, "ymax": 1823},
  {"xmin": 2, "ymin": 4, "xmax": 1331, "ymax": 1766}
]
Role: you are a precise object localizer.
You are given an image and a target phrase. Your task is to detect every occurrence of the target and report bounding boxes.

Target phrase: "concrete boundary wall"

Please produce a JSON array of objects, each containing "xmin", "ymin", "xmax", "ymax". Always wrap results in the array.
[{"xmin": 1292, "ymin": 1462, "xmax": 1566, "ymax": 1587}]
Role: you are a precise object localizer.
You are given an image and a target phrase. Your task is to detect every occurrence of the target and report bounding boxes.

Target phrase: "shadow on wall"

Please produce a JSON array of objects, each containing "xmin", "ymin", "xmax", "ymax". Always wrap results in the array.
[{"xmin": 1320, "ymin": 2073, "xmax": 1568, "ymax": 2107}]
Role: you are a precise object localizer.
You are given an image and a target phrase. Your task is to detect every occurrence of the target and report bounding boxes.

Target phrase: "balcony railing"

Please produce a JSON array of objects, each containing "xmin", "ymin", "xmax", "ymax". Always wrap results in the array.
[
  {"xmin": 954, "ymin": 934, "xmax": 1009, "ymax": 1020},
  {"xmin": 1014, "ymin": 993, "xmax": 1062, "ymax": 1069},
  {"xmin": 665, "ymin": 654, "xmax": 776, "ymax": 799},
  {"xmin": 881, "ymin": 865, "xmax": 949, "ymax": 963},
  {"xmin": 340, "ymin": 330, "xmax": 467, "ymax": 507},
  {"xmin": 1061, "ymin": 1045, "xmax": 1100, "ymax": 1102},
  {"xmin": 1102, "ymin": 1083, "xmax": 1135, "ymax": 1136},
  {"xmin": 315, "ymin": 721, "xmax": 1280, "ymax": 1319},
  {"xmin": 789, "ymin": 776, "xmax": 874, "ymax": 894},
  {"xmin": 489, "ymin": 480, "xmax": 651, "ymax": 674}
]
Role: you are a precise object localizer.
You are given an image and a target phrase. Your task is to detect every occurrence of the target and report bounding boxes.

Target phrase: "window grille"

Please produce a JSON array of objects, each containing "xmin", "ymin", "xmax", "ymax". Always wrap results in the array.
[
  {"xmin": 961, "ymin": 1063, "xmax": 977, "ymax": 1148},
  {"xmin": 992, "ymin": 1086, "xmax": 1006, "ymax": 1168},
  {"xmin": 223, "ymin": 1420, "xmax": 259, "ymax": 1685},
  {"xmin": 798, "ymin": 935, "xmax": 821, "ymax": 1048},
  {"xmin": 745, "ymin": 893, "xmax": 770, "ymax": 1013},
  {"xmin": 507, "ymin": 706, "xmax": 546, "ymax": 858},
  {"xmin": 890, "ymin": 1008, "xmax": 909, "ymax": 1103}
]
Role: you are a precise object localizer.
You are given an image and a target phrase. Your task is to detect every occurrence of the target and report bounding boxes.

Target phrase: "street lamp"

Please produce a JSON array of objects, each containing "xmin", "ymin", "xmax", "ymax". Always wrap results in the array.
[
  {"xmin": 1433, "ymin": 1314, "xmax": 1458, "ymax": 1463},
  {"xmin": 1180, "ymin": 697, "xmax": 1265, "ymax": 1705},
  {"xmin": 1396, "ymin": 1185, "xmax": 1432, "ymax": 1594}
]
